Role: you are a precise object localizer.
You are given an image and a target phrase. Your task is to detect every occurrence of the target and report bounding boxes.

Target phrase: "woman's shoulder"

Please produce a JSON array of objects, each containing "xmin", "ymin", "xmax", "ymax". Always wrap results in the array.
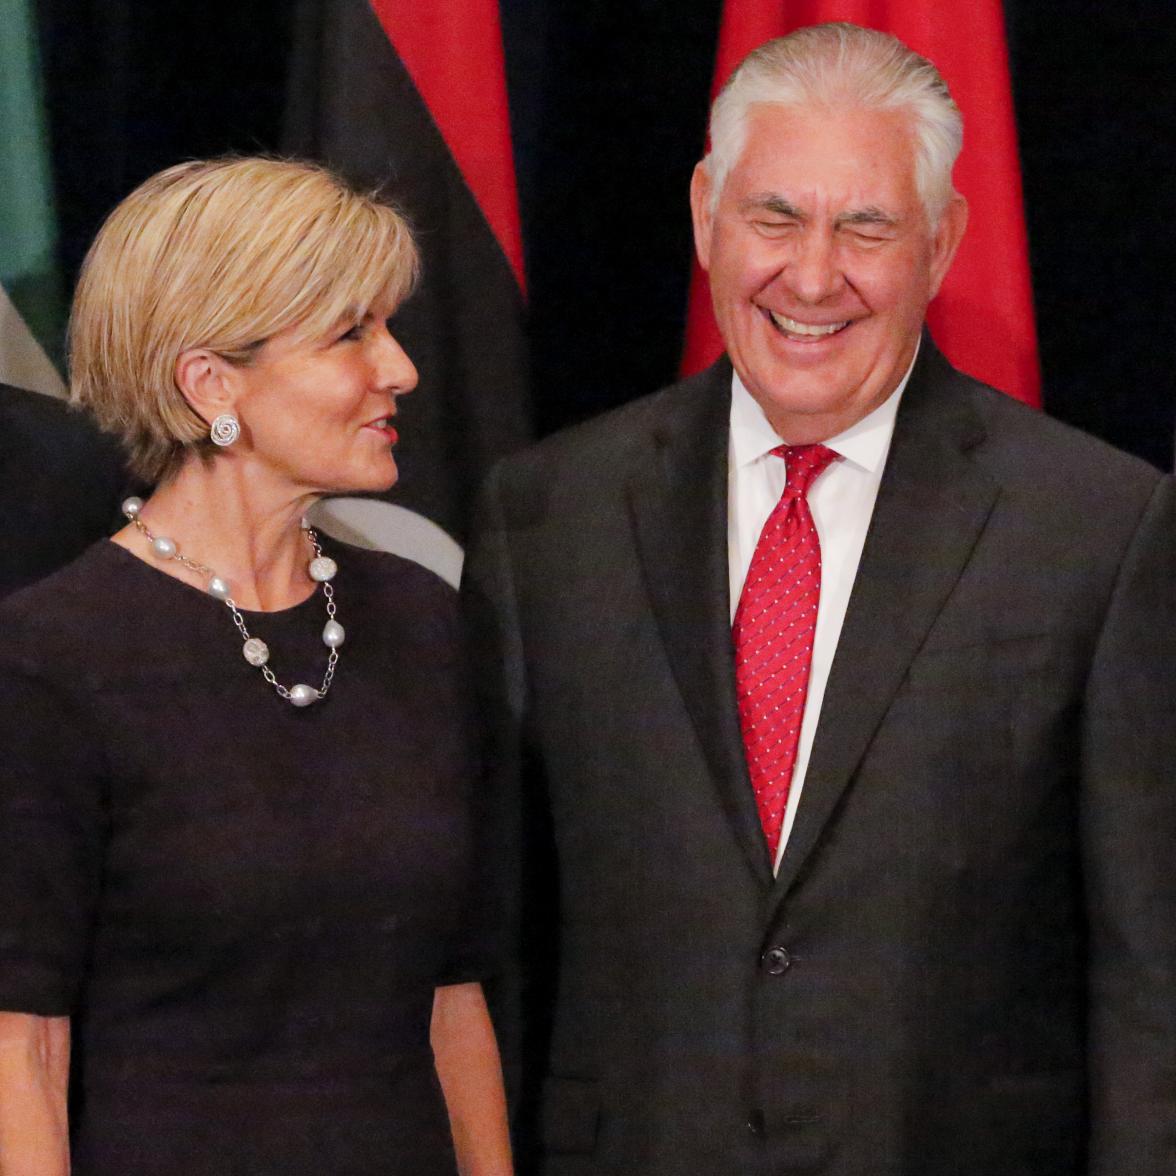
[
  {"xmin": 0, "ymin": 540, "xmax": 206, "ymax": 678},
  {"xmin": 320, "ymin": 534, "xmax": 458, "ymax": 609},
  {"xmin": 320, "ymin": 537, "xmax": 466, "ymax": 671},
  {"xmin": 0, "ymin": 542, "xmax": 131, "ymax": 686},
  {"xmin": 1, "ymin": 540, "xmax": 122, "ymax": 623}
]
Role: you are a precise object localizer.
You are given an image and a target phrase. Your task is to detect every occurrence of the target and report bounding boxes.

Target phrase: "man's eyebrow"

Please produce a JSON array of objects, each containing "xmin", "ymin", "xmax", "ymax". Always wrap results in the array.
[
  {"xmin": 836, "ymin": 206, "xmax": 900, "ymax": 227},
  {"xmin": 738, "ymin": 194, "xmax": 806, "ymax": 219},
  {"xmin": 735, "ymin": 197, "xmax": 901, "ymax": 227}
]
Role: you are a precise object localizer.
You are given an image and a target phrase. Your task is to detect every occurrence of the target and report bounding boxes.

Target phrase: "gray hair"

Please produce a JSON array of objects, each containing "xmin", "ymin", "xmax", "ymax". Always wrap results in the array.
[{"xmin": 703, "ymin": 23, "xmax": 963, "ymax": 223}]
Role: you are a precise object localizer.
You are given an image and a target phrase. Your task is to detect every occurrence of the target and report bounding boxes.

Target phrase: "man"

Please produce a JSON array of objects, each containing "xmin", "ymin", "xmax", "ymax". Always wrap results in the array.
[
  {"xmin": 0, "ymin": 382, "xmax": 128, "ymax": 597},
  {"xmin": 465, "ymin": 24, "xmax": 1176, "ymax": 1176}
]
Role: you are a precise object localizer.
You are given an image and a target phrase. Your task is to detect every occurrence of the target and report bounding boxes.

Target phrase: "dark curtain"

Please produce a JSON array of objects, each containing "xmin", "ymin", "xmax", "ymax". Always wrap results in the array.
[
  {"xmin": 1005, "ymin": 0, "xmax": 1176, "ymax": 465},
  {"xmin": 35, "ymin": 0, "xmax": 1176, "ymax": 469}
]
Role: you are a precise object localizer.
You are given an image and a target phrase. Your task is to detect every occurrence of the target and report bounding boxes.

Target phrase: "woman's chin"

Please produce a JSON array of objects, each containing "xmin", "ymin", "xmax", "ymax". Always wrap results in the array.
[
  {"xmin": 318, "ymin": 458, "xmax": 400, "ymax": 498},
  {"xmin": 368, "ymin": 457, "xmax": 400, "ymax": 494}
]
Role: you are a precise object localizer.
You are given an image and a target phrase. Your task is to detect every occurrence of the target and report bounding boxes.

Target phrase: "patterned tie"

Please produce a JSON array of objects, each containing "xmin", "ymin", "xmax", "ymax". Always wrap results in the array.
[{"xmin": 733, "ymin": 444, "xmax": 838, "ymax": 860}]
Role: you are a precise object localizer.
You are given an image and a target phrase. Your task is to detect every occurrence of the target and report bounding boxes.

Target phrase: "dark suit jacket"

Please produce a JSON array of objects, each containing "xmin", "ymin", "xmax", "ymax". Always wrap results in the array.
[
  {"xmin": 0, "ymin": 383, "xmax": 129, "ymax": 599},
  {"xmin": 464, "ymin": 340, "xmax": 1176, "ymax": 1176}
]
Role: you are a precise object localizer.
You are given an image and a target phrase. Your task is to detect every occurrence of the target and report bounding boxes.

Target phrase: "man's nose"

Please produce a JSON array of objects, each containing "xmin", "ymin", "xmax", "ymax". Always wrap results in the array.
[{"xmin": 784, "ymin": 230, "xmax": 846, "ymax": 304}]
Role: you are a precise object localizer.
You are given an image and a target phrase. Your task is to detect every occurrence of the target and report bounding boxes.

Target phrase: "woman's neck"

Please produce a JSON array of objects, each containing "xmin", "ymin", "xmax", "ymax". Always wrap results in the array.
[{"xmin": 113, "ymin": 456, "xmax": 320, "ymax": 611}]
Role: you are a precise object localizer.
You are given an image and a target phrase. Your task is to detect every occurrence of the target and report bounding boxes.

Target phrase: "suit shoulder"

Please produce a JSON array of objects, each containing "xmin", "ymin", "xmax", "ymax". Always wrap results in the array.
[
  {"xmin": 504, "ymin": 387, "xmax": 666, "ymax": 474},
  {"xmin": 490, "ymin": 363, "xmax": 725, "ymax": 499},
  {"xmin": 1, "ymin": 382, "xmax": 93, "ymax": 442},
  {"xmin": 0, "ymin": 383, "xmax": 125, "ymax": 484},
  {"xmin": 959, "ymin": 372, "xmax": 1163, "ymax": 499}
]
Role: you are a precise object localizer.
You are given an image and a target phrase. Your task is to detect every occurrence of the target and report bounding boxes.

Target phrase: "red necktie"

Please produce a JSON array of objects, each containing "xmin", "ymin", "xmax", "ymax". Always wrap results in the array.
[{"xmin": 733, "ymin": 444, "xmax": 838, "ymax": 861}]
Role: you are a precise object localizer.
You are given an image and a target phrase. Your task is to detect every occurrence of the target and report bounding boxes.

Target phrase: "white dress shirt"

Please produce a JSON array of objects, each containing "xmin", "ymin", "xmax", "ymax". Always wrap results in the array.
[{"xmin": 727, "ymin": 353, "xmax": 915, "ymax": 871}]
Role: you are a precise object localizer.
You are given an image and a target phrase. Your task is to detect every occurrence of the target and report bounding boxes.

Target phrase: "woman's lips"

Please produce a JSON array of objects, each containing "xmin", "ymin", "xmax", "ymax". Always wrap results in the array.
[{"xmin": 364, "ymin": 419, "xmax": 399, "ymax": 443}]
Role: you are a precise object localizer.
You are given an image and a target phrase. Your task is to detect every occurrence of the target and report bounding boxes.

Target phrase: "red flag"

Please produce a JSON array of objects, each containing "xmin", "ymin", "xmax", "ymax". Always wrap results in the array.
[
  {"xmin": 682, "ymin": 0, "xmax": 1040, "ymax": 407},
  {"xmin": 371, "ymin": 0, "xmax": 525, "ymax": 294}
]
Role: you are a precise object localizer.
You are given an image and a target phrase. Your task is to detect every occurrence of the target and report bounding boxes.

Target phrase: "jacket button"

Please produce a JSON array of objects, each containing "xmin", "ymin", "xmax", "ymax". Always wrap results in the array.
[
  {"xmin": 761, "ymin": 946, "xmax": 792, "ymax": 975},
  {"xmin": 747, "ymin": 1109, "xmax": 766, "ymax": 1137}
]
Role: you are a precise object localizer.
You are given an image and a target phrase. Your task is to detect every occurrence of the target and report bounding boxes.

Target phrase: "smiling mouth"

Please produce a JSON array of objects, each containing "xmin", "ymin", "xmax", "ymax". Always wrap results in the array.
[{"xmin": 766, "ymin": 310, "xmax": 851, "ymax": 340}]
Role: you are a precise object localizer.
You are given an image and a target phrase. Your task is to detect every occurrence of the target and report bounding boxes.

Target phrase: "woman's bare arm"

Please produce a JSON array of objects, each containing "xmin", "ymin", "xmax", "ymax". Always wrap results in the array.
[
  {"xmin": 431, "ymin": 983, "xmax": 512, "ymax": 1176},
  {"xmin": 0, "ymin": 1012, "xmax": 70, "ymax": 1176}
]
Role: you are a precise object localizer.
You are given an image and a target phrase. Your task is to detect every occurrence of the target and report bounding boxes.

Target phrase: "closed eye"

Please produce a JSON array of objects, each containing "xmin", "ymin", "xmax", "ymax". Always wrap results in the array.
[
  {"xmin": 845, "ymin": 229, "xmax": 891, "ymax": 245},
  {"xmin": 754, "ymin": 219, "xmax": 800, "ymax": 237},
  {"xmin": 837, "ymin": 209, "xmax": 899, "ymax": 244}
]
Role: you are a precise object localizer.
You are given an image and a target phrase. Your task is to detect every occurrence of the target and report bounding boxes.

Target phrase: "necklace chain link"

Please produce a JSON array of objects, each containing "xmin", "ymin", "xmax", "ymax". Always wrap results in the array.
[{"xmin": 127, "ymin": 509, "xmax": 341, "ymax": 706}]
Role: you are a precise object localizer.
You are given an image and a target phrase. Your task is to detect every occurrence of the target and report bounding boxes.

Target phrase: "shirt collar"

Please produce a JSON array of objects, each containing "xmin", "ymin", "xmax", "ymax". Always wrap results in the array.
[{"xmin": 729, "ymin": 338, "xmax": 918, "ymax": 476}]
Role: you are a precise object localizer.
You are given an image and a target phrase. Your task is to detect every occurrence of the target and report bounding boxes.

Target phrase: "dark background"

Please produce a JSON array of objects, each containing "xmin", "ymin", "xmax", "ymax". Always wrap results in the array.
[{"xmin": 34, "ymin": 0, "xmax": 1176, "ymax": 467}]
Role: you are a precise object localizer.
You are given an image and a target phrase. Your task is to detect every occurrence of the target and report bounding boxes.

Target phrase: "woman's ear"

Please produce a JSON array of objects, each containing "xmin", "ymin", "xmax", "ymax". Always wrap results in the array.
[{"xmin": 174, "ymin": 348, "xmax": 240, "ymax": 427}]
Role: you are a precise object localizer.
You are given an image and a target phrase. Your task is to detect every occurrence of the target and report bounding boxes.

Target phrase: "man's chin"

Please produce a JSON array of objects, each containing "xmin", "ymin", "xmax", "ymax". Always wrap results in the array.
[{"xmin": 744, "ymin": 374, "xmax": 878, "ymax": 442}]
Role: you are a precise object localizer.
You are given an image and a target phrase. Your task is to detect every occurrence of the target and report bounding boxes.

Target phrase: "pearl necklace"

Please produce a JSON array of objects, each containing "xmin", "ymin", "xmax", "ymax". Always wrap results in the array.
[{"xmin": 121, "ymin": 497, "xmax": 344, "ymax": 707}]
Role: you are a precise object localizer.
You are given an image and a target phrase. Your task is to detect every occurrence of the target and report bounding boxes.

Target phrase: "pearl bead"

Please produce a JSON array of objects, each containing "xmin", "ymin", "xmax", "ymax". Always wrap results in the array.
[
  {"xmin": 322, "ymin": 620, "xmax": 345, "ymax": 648},
  {"xmin": 242, "ymin": 638, "xmax": 270, "ymax": 667},
  {"xmin": 208, "ymin": 576, "xmax": 231, "ymax": 600},
  {"xmin": 289, "ymin": 683, "xmax": 319, "ymax": 707},
  {"xmin": 308, "ymin": 556, "xmax": 337, "ymax": 583},
  {"xmin": 121, "ymin": 496, "xmax": 144, "ymax": 518},
  {"xmin": 151, "ymin": 536, "xmax": 177, "ymax": 559}
]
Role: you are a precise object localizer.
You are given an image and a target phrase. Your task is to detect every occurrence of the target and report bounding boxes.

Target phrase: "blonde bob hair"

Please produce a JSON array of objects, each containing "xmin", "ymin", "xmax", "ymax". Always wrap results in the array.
[{"xmin": 69, "ymin": 156, "xmax": 419, "ymax": 482}]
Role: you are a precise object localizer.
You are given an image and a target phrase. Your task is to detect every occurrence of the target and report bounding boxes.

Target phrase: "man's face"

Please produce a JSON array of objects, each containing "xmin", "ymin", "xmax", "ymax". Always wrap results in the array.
[{"xmin": 691, "ymin": 102, "xmax": 967, "ymax": 442}]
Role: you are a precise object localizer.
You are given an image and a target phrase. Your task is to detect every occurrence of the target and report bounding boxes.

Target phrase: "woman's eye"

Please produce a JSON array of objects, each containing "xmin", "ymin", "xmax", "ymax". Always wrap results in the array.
[{"xmin": 339, "ymin": 323, "xmax": 364, "ymax": 343}]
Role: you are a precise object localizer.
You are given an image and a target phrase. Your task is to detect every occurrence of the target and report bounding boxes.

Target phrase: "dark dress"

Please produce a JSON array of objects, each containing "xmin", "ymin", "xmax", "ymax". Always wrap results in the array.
[{"xmin": 0, "ymin": 537, "xmax": 493, "ymax": 1175}]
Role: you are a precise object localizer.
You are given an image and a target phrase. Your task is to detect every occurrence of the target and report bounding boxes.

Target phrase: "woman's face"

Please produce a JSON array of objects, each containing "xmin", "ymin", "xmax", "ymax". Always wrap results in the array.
[{"xmin": 229, "ymin": 299, "xmax": 418, "ymax": 496}]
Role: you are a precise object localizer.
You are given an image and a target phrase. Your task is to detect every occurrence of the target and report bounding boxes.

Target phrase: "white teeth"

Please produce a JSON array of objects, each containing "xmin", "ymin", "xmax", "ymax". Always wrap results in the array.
[{"xmin": 769, "ymin": 311, "xmax": 848, "ymax": 337}]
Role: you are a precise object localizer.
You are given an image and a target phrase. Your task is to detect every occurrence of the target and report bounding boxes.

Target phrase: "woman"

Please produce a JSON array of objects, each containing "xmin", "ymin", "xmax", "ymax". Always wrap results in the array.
[{"xmin": 0, "ymin": 158, "xmax": 511, "ymax": 1175}]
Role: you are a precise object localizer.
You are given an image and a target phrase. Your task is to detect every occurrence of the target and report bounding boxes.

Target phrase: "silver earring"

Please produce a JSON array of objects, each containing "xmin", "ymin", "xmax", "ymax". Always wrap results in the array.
[{"xmin": 209, "ymin": 413, "xmax": 240, "ymax": 447}]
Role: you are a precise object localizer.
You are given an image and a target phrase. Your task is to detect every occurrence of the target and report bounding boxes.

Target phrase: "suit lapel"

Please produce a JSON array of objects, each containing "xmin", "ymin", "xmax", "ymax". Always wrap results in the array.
[
  {"xmin": 626, "ymin": 360, "xmax": 775, "ymax": 887},
  {"xmin": 773, "ymin": 342, "xmax": 999, "ymax": 900}
]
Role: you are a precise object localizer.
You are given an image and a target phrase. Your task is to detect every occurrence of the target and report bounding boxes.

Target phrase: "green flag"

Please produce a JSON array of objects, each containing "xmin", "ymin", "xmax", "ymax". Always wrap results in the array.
[{"xmin": 0, "ymin": 0, "xmax": 66, "ymax": 397}]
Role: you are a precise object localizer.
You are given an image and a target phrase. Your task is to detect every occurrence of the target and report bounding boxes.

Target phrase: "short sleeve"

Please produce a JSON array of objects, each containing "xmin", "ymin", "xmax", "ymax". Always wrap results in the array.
[
  {"xmin": 436, "ymin": 843, "xmax": 505, "ymax": 987},
  {"xmin": 0, "ymin": 664, "xmax": 107, "ymax": 1015}
]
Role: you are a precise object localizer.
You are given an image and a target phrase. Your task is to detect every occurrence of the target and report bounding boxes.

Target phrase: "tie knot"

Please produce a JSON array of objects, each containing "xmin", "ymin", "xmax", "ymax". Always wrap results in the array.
[{"xmin": 774, "ymin": 444, "xmax": 838, "ymax": 499}]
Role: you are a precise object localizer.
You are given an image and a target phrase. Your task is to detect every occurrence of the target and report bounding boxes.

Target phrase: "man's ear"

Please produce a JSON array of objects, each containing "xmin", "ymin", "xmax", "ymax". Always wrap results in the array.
[
  {"xmin": 928, "ymin": 193, "xmax": 968, "ymax": 300},
  {"xmin": 174, "ymin": 348, "xmax": 239, "ymax": 428},
  {"xmin": 689, "ymin": 161, "xmax": 716, "ymax": 272}
]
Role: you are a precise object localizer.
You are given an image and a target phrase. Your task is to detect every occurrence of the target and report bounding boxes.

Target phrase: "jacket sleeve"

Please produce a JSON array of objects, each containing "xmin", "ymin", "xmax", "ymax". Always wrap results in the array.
[
  {"xmin": 1080, "ymin": 474, "xmax": 1176, "ymax": 1174},
  {"xmin": 461, "ymin": 461, "xmax": 558, "ymax": 1168}
]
